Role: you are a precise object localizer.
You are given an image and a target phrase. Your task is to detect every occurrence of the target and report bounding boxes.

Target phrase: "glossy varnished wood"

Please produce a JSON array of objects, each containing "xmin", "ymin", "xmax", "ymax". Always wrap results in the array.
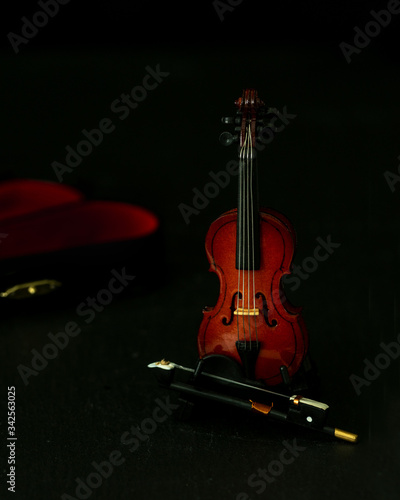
[{"xmin": 197, "ymin": 208, "xmax": 309, "ymax": 385}]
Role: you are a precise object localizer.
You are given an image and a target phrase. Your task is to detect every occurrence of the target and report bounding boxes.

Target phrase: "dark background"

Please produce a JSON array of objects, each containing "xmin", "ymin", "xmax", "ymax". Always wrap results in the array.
[{"xmin": 1, "ymin": 1, "xmax": 400, "ymax": 499}]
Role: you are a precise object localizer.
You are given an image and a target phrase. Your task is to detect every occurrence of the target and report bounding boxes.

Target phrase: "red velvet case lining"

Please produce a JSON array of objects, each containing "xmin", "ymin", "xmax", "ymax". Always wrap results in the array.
[{"xmin": 0, "ymin": 179, "xmax": 159, "ymax": 261}]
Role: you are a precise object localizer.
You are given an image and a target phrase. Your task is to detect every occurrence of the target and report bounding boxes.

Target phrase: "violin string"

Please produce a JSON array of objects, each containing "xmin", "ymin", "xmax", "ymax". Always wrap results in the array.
[
  {"xmin": 250, "ymin": 126, "xmax": 259, "ymax": 347},
  {"xmin": 237, "ymin": 123, "xmax": 257, "ymax": 346},
  {"xmin": 237, "ymin": 134, "xmax": 243, "ymax": 343},
  {"xmin": 246, "ymin": 124, "xmax": 251, "ymax": 345},
  {"xmin": 241, "ymin": 128, "xmax": 247, "ymax": 342}
]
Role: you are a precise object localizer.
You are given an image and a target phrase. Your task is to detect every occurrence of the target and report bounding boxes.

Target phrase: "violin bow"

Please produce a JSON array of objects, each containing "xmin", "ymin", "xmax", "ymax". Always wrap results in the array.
[{"xmin": 148, "ymin": 359, "xmax": 358, "ymax": 444}]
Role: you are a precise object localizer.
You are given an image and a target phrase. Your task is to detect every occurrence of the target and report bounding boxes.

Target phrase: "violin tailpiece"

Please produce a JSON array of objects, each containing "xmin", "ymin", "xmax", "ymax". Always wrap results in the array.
[{"xmin": 235, "ymin": 340, "xmax": 260, "ymax": 380}]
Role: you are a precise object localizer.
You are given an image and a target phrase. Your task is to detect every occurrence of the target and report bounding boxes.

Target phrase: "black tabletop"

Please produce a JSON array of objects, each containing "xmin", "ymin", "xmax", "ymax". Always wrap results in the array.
[{"xmin": 1, "ymin": 2, "xmax": 400, "ymax": 499}]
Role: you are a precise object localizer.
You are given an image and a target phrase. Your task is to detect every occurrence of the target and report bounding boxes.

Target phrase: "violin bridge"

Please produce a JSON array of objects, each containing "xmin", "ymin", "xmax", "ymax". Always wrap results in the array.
[{"xmin": 234, "ymin": 308, "xmax": 259, "ymax": 316}]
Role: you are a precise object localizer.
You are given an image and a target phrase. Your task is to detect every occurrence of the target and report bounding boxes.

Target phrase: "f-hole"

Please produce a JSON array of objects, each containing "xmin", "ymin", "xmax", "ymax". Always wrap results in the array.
[
  {"xmin": 256, "ymin": 292, "xmax": 277, "ymax": 327},
  {"xmin": 222, "ymin": 291, "xmax": 241, "ymax": 326}
]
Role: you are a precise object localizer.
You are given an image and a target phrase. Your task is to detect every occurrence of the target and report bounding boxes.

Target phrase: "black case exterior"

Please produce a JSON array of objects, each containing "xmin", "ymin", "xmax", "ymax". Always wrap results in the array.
[{"xmin": 0, "ymin": 227, "xmax": 166, "ymax": 314}]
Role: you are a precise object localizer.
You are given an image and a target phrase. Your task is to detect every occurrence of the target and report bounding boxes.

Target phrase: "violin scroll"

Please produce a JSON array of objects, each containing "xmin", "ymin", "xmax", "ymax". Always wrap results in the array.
[{"xmin": 219, "ymin": 89, "xmax": 284, "ymax": 147}]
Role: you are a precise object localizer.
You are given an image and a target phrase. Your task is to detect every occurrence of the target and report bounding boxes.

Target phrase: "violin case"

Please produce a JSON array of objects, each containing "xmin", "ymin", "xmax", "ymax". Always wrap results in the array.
[{"xmin": 0, "ymin": 178, "xmax": 164, "ymax": 311}]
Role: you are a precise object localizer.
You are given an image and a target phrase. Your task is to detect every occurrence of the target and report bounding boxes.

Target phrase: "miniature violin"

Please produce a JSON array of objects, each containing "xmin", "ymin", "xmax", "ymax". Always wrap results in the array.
[{"xmin": 197, "ymin": 89, "xmax": 309, "ymax": 386}]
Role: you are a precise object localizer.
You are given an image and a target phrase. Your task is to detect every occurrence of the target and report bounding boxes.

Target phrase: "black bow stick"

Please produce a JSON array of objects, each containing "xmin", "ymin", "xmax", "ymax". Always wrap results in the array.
[{"xmin": 148, "ymin": 357, "xmax": 358, "ymax": 443}]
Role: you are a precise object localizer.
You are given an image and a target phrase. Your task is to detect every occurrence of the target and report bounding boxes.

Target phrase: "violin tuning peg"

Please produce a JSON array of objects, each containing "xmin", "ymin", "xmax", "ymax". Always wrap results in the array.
[
  {"xmin": 219, "ymin": 131, "xmax": 238, "ymax": 146},
  {"xmin": 222, "ymin": 116, "xmax": 242, "ymax": 125}
]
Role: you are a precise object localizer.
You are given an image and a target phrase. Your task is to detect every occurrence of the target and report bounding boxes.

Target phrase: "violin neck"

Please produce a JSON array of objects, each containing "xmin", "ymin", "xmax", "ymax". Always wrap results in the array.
[{"xmin": 236, "ymin": 144, "xmax": 260, "ymax": 270}]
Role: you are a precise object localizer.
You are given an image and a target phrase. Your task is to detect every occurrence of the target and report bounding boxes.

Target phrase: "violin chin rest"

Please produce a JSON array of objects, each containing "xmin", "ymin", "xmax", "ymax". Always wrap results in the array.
[{"xmin": 195, "ymin": 354, "xmax": 250, "ymax": 384}]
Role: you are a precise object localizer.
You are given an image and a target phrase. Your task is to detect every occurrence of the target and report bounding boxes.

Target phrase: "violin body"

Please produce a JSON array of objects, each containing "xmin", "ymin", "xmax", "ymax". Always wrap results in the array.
[{"xmin": 197, "ymin": 208, "xmax": 308, "ymax": 386}]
